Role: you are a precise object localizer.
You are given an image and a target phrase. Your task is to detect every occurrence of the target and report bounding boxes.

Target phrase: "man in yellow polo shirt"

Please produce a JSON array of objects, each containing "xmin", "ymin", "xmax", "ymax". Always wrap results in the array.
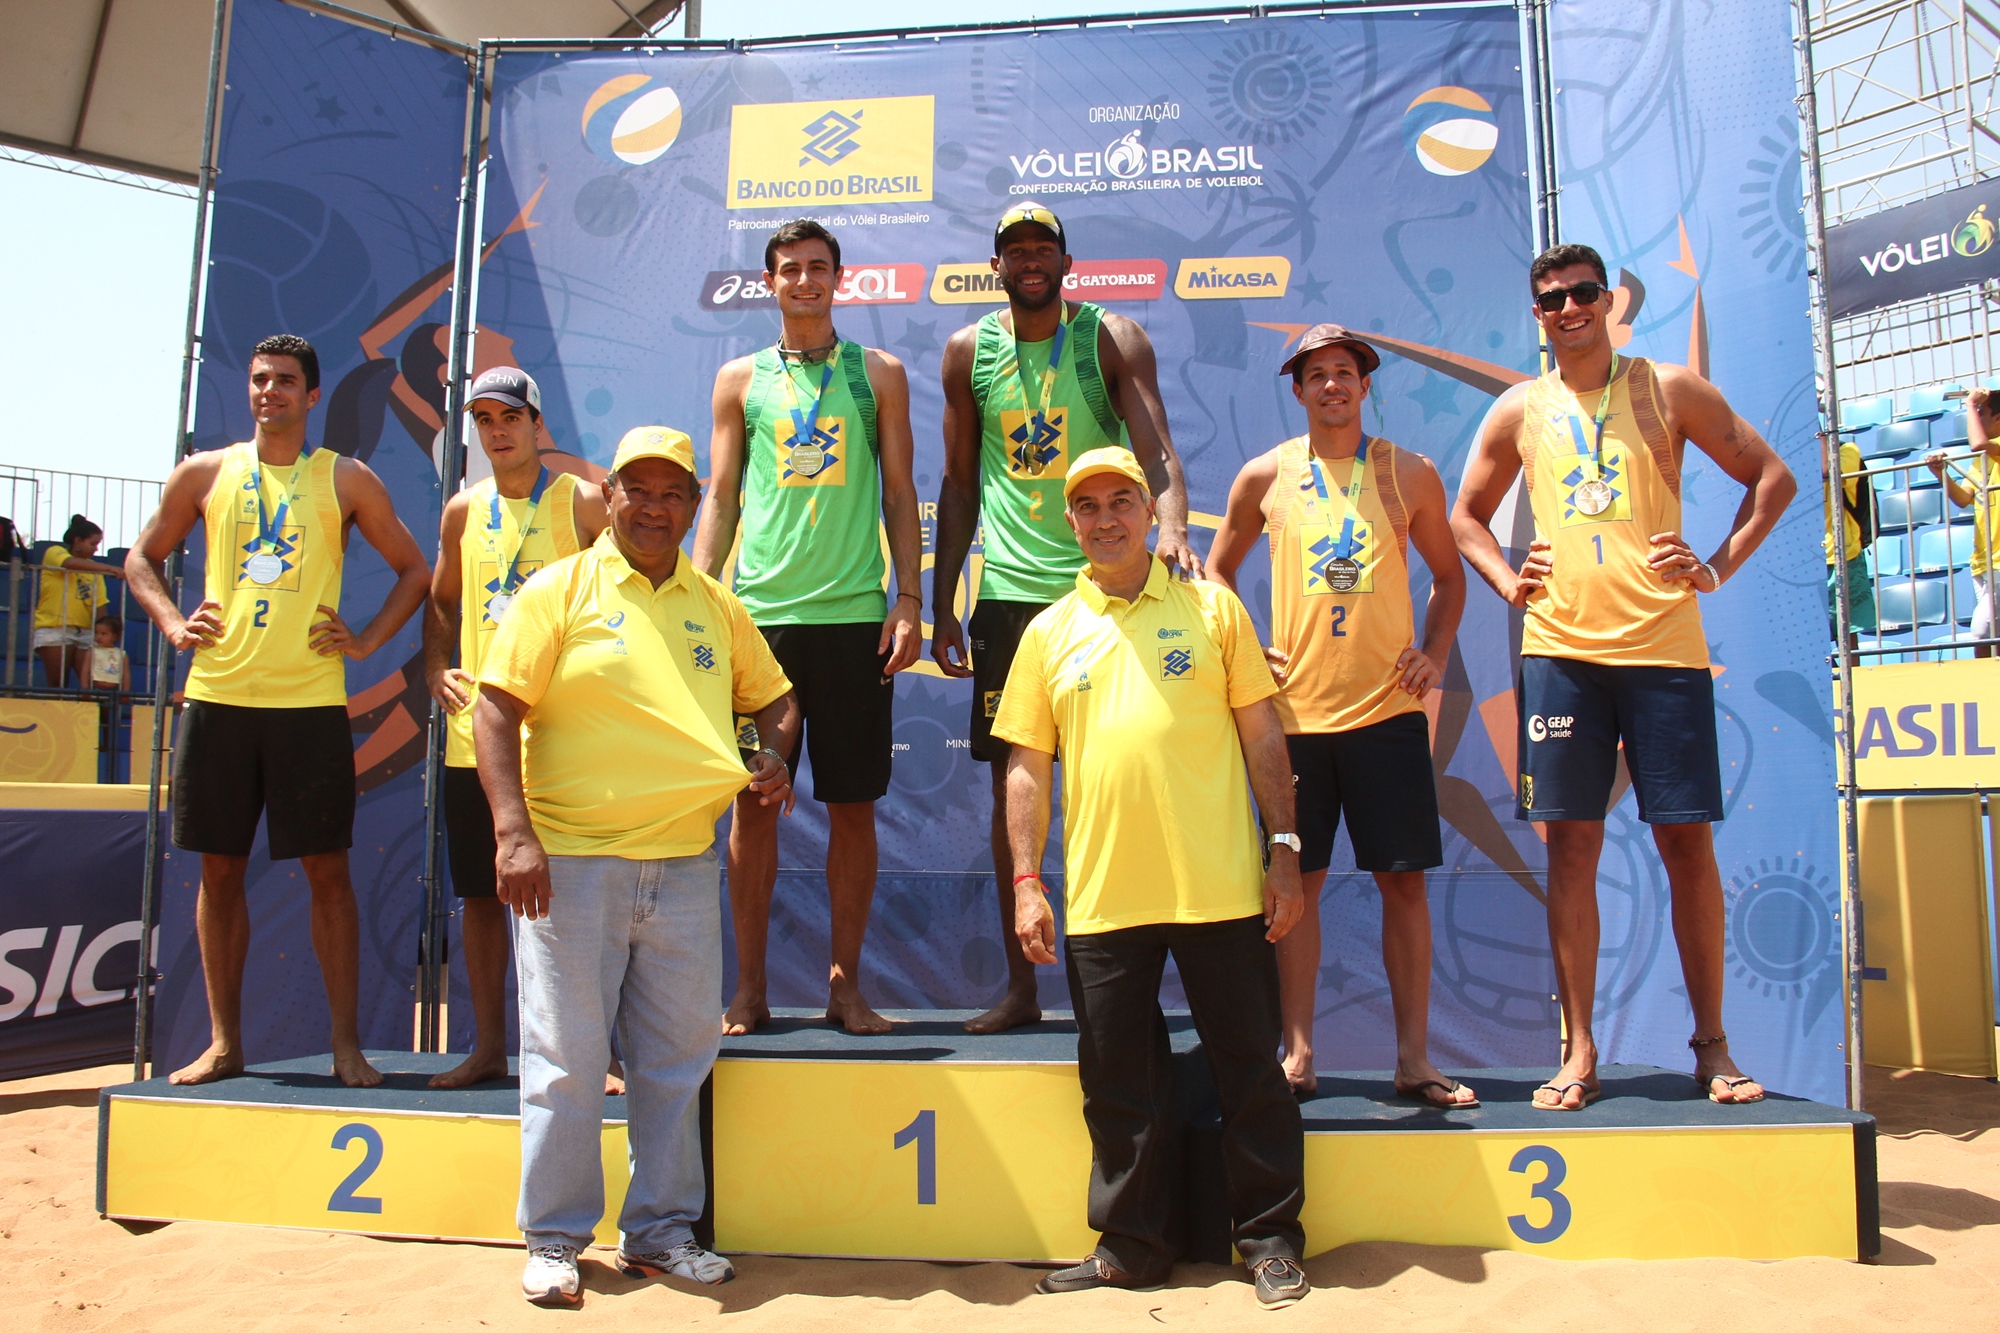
[
  {"xmin": 475, "ymin": 426, "xmax": 798, "ymax": 1308},
  {"xmin": 993, "ymin": 448, "xmax": 1310, "ymax": 1309}
]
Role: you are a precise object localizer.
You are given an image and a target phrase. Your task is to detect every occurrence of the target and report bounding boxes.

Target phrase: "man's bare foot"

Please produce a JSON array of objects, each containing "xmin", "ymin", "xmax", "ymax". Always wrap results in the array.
[
  {"xmin": 168, "ymin": 1043, "xmax": 243, "ymax": 1086},
  {"xmin": 1394, "ymin": 1058, "xmax": 1478, "ymax": 1108},
  {"xmin": 428, "ymin": 1050, "xmax": 508, "ymax": 1090},
  {"xmin": 826, "ymin": 992, "xmax": 894, "ymax": 1035},
  {"xmin": 1530, "ymin": 1052, "xmax": 1598, "ymax": 1110},
  {"xmin": 1695, "ymin": 1044, "xmax": 1765, "ymax": 1104},
  {"xmin": 1282, "ymin": 1048, "xmax": 1317, "ymax": 1097},
  {"xmin": 605, "ymin": 1058, "xmax": 626, "ymax": 1097},
  {"xmin": 721, "ymin": 996, "xmax": 771, "ymax": 1036},
  {"xmin": 333, "ymin": 1048, "xmax": 384, "ymax": 1088},
  {"xmin": 963, "ymin": 989, "xmax": 1041, "ymax": 1035}
]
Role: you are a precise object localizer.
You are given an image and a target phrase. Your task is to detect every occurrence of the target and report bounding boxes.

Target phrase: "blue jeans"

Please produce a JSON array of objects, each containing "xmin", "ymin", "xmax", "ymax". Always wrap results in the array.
[{"xmin": 515, "ymin": 850, "xmax": 722, "ymax": 1252}]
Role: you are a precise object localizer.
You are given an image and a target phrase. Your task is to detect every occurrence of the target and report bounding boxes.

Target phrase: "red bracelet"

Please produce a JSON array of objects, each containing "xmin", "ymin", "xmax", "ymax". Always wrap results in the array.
[{"xmin": 1013, "ymin": 873, "xmax": 1043, "ymax": 886}]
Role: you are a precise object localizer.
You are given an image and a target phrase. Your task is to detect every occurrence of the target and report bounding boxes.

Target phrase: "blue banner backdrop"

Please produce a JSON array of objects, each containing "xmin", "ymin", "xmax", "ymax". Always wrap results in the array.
[
  {"xmin": 1543, "ymin": 0, "xmax": 1838, "ymax": 1101},
  {"xmin": 154, "ymin": 0, "xmax": 467, "ymax": 1071}
]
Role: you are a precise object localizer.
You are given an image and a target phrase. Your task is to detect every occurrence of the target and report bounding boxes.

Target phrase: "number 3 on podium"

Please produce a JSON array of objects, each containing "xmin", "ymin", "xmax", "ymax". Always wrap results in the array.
[{"xmin": 893, "ymin": 1110, "xmax": 937, "ymax": 1205}]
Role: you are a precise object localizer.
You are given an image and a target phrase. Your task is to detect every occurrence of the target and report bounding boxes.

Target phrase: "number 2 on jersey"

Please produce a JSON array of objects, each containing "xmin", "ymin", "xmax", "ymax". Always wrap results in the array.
[
  {"xmin": 1028, "ymin": 490, "xmax": 1044, "ymax": 523},
  {"xmin": 1329, "ymin": 606, "xmax": 1347, "ymax": 637},
  {"xmin": 253, "ymin": 599, "xmax": 270, "ymax": 628}
]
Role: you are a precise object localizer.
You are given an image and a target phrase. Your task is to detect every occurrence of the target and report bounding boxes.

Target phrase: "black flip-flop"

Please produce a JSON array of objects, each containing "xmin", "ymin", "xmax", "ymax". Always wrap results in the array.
[
  {"xmin": 1395, "ymin": 1076, "xmax": 1480, "ymax": 1109},
  {"xmin": 1699, "ymin": 1072, "xmax": 1765, "ymax": 1104},
  {"xmin": 1531, "ymin": 1078, "xmax": 1601, "ymax": 1111}
]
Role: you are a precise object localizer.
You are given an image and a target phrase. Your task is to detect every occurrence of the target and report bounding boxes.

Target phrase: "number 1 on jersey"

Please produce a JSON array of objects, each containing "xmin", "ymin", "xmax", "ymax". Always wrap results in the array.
[{"xmin": 1591, "ymin": 534, "xmax": 1603, "ymax": 565}]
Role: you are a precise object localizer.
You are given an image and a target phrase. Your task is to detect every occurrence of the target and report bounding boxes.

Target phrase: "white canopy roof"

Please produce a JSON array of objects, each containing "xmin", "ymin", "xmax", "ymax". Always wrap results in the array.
[{"xmin": 0, "ymin": 0, "xmax": 685, "ymax": 183}]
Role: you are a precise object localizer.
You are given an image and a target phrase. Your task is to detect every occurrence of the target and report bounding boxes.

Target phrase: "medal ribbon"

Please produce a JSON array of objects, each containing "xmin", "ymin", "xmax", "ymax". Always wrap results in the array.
[
  {"xmin": 253, "ymin": 455, "xmax": 306, "ymax": 558},
  {"xmin": 1305, "ymin": 439, "xmax": 1369, "ymax": 560},
  {"xmin": 489, "ymin": 465, "xmax": 551, "ymax": 595},
  {"xmin": 778, "ymin": 344, "xmax": 840, "ymax": 456},
  {"xmin": 1576, "ymin": 353, "xmax": 1621, "ymax": 483},
  {"xmin": 1012, "ymin": 304, "xmax": 1071, "ymax": 469}
]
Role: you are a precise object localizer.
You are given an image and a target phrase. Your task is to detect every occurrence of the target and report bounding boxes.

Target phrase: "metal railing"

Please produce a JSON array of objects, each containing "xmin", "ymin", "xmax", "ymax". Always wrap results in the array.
[
  {"xmin": 0, "ymin": 468, "xmax": 163, "ymax": 551},
  {"xmin": 1841, "ymin": 444, "xmax": 2000, "ymax": 659},
  {"xmin": 3, "ymin": 553, "xmax": 159, "ymax": 695}
]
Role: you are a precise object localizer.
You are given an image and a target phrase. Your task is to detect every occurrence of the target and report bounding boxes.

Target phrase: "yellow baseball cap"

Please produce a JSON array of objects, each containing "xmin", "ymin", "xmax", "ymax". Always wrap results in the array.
[
  {"xmin": 611, "ymin": 425, "xmax": 697, "ymax": 476},
  {"xmin": 1063, "ymin": 446, "xmax": 1149, "ymax": 500}
]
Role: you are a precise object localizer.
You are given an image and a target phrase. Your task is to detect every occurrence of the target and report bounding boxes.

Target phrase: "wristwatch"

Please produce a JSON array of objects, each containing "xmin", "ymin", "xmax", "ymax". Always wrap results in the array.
[
  {"xmin": 1267, "ymin": 832, "xmax": 1302, "ymax": 854},
  {"xmin": 758, "ymin": 746, "xmax": 786, "ymax": 771}
]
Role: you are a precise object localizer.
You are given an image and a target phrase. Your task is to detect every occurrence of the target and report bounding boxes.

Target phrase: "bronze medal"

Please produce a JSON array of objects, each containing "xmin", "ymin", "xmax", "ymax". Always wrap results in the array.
[{"xmin": 1323, "ymin": 556, "xmax": 1362, "ymax": 592}]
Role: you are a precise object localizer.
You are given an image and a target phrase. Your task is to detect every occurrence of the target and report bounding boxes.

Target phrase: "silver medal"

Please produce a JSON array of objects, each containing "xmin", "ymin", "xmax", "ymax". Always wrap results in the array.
[
  {"xmin": 244, "ymin": 552, "xmax": 283, "ymax": 585},
  {"xmin": 1323, "ymin": 557, "xmax": 1362, "ymax": 593},
  {"xmin": 1574, "ymin": 479, "xmax": 1614, "ymax": 516},
  {"xmin": 788, "ymin": 441, "xmax": 826, "ymax": 477},
  {"xmin": 488, "ymin": 593, "xmax": 515, "ymax": 622}
]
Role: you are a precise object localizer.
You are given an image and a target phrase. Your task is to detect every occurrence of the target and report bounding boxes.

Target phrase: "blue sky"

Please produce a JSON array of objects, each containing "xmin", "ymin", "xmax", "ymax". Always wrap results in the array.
[{"xmin": 0, "ymin": 1, "xmax": 1212, "ymax": 485}]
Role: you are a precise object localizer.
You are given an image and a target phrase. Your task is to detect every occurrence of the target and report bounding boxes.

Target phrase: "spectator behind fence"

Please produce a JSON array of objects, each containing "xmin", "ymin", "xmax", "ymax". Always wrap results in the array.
[
  {"xmin": 92, "ymin": 613, "xmax": 128, "ymax": 691},
  {"xmin": 34, "ymin": 515, "xmax": 124, "ymax": 689}
]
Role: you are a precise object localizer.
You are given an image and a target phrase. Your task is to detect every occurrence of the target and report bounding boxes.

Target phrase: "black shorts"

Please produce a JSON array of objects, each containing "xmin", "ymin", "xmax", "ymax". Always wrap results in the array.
[
  {"xmin": 1286, "ymin": 713, "xmax": 1442, "ymax": 874},
  {"xmin": 171, "ymin": 700, "xmax": 355, "ymax": 860},
  {"xmin": 443, "ymin": 763, "xmax": 497, "ymax": 898},
  {"xmin": 1516, "ymin": 656, "xmax": 1724, "ymax": 824},
  {"xmin": 968, "ymin": 598, "xmax": 1052, "ymax": 763},
  {"xmin": 740, "ymin": 622, "xmax": 893, "ymax": 804}
]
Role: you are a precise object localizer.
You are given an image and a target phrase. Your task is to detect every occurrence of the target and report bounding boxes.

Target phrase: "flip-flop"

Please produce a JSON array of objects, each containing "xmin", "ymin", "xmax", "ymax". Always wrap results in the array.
[
  {"xmin": 1395, "ymin": 1077, "xmax": 1481, "ymax": 1109},
  {"xmin": 1700, "ymin": 1073, "xmax": 1766, "ymax": 1104},
  {"xmin": 1531, "ymin": 1078, "xmax": 1601, "ymax": 1111},
  {"xmin": 1288, "ymin": 1078, "xmax": 1319, "ymax": 1100}
]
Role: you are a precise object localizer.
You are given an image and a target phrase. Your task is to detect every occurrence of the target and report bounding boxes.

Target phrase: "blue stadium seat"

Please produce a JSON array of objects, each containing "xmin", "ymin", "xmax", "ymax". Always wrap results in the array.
[
  {"xmin": 1903, "ymin": 385, "xmax": 1958, "ymax": 419},
  {"xmin": 1875, "ymin": 575, "xmax": 1951, "ymax": 632},
  {"xmin": 1859, "ymin": 428, "xmax": 1908, "ymax": 459},
  {"xmin": 1869, "ymin": 535, "xmax": 1907, "ymax": 577},
  {"xmin": 1877, "ymin": 488, "xmax": 1946, "ymax": 532},
  {"xmin": 1843, "ymin": 395, "xmax": 1894, "ymax": 430},
  {"xmin": 1860, "ymin": 634, "xmax": 1916, "ymax": 664},
  {"xmin": 1934, "ymin": 411, "xmax": 1971, "ymax": 448},
  {"xmin": 1913, "ymin": 523, "xmax": 1973, "ymax": 573},
  {"xmin": 1869, "ymin": 451, "xmax": 1916, "ymax": 493},
  {"xmin": 1873, "ymin": 419, "xmax": 1932, "ymax": 455}
]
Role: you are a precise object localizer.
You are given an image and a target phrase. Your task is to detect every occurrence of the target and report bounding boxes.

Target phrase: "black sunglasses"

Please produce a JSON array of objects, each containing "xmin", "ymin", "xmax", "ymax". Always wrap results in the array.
[{"xmin": 1534, "ymin": 280, "xmax": 1606, "ymax": 314}]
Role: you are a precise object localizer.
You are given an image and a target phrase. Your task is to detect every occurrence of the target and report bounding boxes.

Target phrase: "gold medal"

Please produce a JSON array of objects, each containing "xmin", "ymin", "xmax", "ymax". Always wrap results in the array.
[
  {"xmin": 244, "ymin": 552, "xmax": 283, "ymax": 585},
  {"xmin": 1574, "ymin": 478, "xmax": 1614, "ymax": 516},
  {"xmin": 788, "ymin": 441, "xmax": 827, "ymax": 477}
]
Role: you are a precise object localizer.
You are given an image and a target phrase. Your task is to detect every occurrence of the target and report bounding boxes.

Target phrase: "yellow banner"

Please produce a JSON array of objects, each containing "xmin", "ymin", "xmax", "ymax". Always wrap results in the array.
[
  {"xmin": 727, "ymin": 96, "xmax": 934, "ymax": 209},
  {"xmin": 1851, "ymin": 658, "xmax": 2000, "ymax": 788},
  {"xmin": 0, "ymin": 698, "xmax": 98, "ymax": 783},
  {"xmin": 1173, "ymin": 254, "xmax": 1291, "ymax": 299},
  {"xmin": 929, "ymin": 262, "xmax": 1008, "ymax": 304}
]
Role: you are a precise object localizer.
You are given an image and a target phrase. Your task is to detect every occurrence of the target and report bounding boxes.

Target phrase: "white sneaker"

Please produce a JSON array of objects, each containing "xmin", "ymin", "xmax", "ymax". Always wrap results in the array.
[
  {"xmin": 617, "ymin": 1239, "xmax": 735, "ymax": 1285},
  {"xmin": 521, "ymin": 1243, "xmax": 582, "ymax": 1306}
]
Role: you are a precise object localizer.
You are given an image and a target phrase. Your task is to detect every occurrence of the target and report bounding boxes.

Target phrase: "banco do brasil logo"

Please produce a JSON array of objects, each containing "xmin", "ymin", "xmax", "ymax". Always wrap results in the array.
[
  {"xmin": 801, "ymin": 110, "xmax": 864, "ymax": 167},
  {"xmin": 728, "ymin": 96, "xmax": 934, "ymax": 209},
  {"xmin": 1954, "ymin": 203, "xmax": 1996, "ymax": 258}
]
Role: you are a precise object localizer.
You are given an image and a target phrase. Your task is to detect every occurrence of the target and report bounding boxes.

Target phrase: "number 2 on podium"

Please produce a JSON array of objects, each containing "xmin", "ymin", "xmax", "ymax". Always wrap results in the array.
[{"xmin": 894, "ymin": 1109, "xmax": 937, "ymax": 1205}]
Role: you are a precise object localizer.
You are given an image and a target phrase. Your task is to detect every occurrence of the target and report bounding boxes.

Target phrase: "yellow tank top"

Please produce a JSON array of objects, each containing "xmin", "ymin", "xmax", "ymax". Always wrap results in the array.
[
  {"xmin": 1265, "ymin": 436, "xmax": 1421, "ymax": 733},
  {"xmin": 1518, "ymin": 358, "xmax": 1708, "ymax": 668},
  {"xmin": 186, "ymin": 442, "xmax": 347, "ymax": 708},
  {"xmin": 446, "ymin": 470, "xmax": 582, "ymax": 767}
]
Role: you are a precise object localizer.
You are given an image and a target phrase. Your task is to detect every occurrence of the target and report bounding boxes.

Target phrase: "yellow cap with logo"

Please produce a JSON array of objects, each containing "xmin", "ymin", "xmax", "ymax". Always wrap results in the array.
[
  {"xmin": 1063, "ymin": 446, "xmax": 1149, "ymax": 500},
  {"xmin": 995, "ymin": 201, "xmax": 1066, "ymax": 253},
  {"xmin": 612, "ymin": 425, "xmax": 697, "ymax": 476}
]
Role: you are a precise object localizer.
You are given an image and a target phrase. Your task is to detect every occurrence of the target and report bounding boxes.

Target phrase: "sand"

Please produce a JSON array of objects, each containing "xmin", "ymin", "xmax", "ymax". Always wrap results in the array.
[{"xmin": 4, "ymin": 1063, "xmax": 1998, "ymax": 1331}]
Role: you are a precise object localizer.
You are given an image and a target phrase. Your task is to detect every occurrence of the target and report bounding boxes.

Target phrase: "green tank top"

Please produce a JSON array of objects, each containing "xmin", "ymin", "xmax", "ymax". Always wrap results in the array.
[
  {"xmin": 971, "ymin": 301, "xmax": 1127, "ymax": 603},
  {"xmin": 736, "ymin": 340, "xmax": 885, "ymax": 624}
]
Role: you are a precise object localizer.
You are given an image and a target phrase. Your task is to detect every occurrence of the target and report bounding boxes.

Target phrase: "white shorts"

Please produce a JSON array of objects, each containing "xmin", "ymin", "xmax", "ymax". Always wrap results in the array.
[
  {"xmin": 1976, "ymin": 574, "xmax": 1995, "ymax": 642},
  {"xmin": 31, "ymin": 627, "xmax": 90, "ymax": 650}
]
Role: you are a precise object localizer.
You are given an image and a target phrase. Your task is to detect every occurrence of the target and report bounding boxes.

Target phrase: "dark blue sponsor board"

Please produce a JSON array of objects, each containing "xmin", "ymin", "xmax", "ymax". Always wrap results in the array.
[{"xmin": 1826, "ymin": 179, "xmax": 2000, "ymax": 318}]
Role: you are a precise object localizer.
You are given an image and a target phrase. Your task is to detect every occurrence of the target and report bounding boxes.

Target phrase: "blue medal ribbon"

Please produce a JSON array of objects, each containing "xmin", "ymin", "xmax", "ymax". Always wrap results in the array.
[
  {"xmin": 1011, "ymin": 306, "xmax": 1070, "ymax": 472},
  {"xmin": 1332, "ymin": 515, "xmax": 1359, "ymax": 560},
  {"xmin": 489, "ymin": 465, "xmax": 551, "ymax": 595},
  {"xmin": 782, "ymin": 352, "xmax": 839, "ymax": 455},
  {"xmin": 253, "ymin": 454, "xmax": 306, "ymax": 559}
]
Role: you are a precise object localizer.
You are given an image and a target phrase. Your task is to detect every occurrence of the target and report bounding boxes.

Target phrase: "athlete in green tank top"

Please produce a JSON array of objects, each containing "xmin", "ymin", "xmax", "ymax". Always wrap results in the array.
[
  {"xmin": 695, "ymin": 219, "xmax": 923, "ymax": 1040},
  {"xmin": 933, "ymin": 201, "xmax": 1202, "ymax": 1036}
]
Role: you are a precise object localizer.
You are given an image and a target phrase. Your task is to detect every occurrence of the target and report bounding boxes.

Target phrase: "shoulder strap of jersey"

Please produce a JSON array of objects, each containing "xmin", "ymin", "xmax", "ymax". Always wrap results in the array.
[
  {"xmin": 1371, "ymin": 438, "xmax": 1410, "ymax": 560},
  {"xmin": 842, "ymin": 340, "xmax": 879, "ymax": 457},
  {"xmin": 1070, "ymin": 303, "xmax": 1122, "ymax": 441},
  {"xmin": 1517, "ymin": 373, "xmax": 1562, "ymax": 493},
  {"xmin": 1623, "ymin": 357, "xmax": 1680, "ymax": 499},
  {"xmin": 740, "ymin": 347, "xmax": 780, "ymax": 458},
  {"xmin": 310, "ymin": 446, "xmax": 342, "ymax": 538},
  {"xmin": 1264, "ymin": 436, "xmax": 1308, "ymax": 564},
  {"xmin": 549, "ymin": 472, "xmax": 582, "ymax": 557},
  {"xmin": 968, "ymin": 311, "xmax": 1007, "ymax": 421}
]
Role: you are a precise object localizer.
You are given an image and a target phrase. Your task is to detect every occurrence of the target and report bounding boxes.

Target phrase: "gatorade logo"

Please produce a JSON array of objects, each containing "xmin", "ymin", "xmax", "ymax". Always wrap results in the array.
[{"xmin": 728, "ymin": 96, "xmax": 934, "ymax": 208}]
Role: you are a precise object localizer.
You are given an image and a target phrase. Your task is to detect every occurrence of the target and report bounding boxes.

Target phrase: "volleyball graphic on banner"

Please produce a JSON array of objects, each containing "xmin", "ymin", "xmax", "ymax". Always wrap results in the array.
[
  {"xmin": 1403, "ymin": 86, "xmax": 1498, "ymax": 176},
  {"xmin": 581, "ymin": 74, "xmax": 683, "ymax": 165}
]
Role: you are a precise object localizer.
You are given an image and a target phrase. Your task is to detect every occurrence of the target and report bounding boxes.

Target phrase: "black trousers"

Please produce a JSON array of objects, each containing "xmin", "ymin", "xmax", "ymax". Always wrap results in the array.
[{"xmin": 1064, "ymin": 914, "xmax": 1305, "ymax": 1279}]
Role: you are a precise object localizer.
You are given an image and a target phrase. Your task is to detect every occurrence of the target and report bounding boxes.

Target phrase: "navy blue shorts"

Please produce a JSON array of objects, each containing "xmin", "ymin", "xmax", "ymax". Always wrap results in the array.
[{"xmin": 1516, "ymin": 656, "xmax": 1724, "ymax": 824}]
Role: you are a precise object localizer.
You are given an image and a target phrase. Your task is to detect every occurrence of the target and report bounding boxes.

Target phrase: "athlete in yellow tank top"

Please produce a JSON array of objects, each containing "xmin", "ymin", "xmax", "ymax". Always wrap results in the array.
[
  {"xmin": 1451, "ymin": 245, "xmax": 1797, "ymax": 1114},
  {"xmin": 421, "ymin": 366, "xmax": 606, "ymax": 1091},
  {"xmin": 1208, "ymin": 325, "xmax": 1471, "ymax": 1108},
  {"xmin": 125, "ymin": 335, "xmax": 432, "ymax": 1090}
]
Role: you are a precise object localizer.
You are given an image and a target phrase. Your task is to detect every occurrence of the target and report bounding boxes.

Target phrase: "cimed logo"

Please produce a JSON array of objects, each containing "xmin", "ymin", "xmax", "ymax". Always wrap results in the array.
[{"xmin": 800, "ymin": 109, "xmax": 863, "ymax": 167}]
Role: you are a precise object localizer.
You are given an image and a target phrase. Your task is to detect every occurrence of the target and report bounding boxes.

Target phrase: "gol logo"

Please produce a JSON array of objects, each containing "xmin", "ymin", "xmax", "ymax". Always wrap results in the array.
[
  {"xmin": 727, "ymin": 96, "xmax": 934, "ymax": 209},
  {"xmin": 700, "ymin": 265, "xmax": 924, "ymax": 311}
]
